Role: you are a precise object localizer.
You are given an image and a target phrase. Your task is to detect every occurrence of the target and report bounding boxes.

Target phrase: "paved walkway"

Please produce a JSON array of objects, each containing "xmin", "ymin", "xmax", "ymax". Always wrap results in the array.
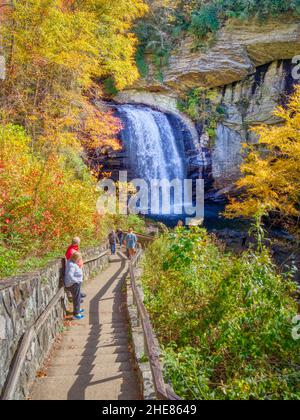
[{"xmin": 31, "ymin": 253, "xmax": 140, "ymax": 400}]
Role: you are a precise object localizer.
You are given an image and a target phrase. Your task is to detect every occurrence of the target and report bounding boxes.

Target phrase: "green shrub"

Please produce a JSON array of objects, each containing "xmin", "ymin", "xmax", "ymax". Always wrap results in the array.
[
  {"xmin": 177, "ymin": 88, "xmax": 225, "ymax": 140},
  {"xmin": 103, "ymin": 77, "xmax": 118, "ymax": 96},
  {"xmin": 141, "ymin": 228, "xmax": 300, "ymax": 400},
  {"xmin": 136, "ymin": 46, "xmax": 149, "ymax": 78},
  {"xmin": 190, "ymin": 3, "xmax": 220, "ymax": 38},
  {"xmin": 0, "ymin": 242, "xmax": 19, "ymax": 278}
]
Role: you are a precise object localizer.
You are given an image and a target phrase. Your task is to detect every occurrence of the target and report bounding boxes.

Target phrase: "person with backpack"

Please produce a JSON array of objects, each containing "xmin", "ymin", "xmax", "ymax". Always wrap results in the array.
[{"xmin": 125, "ymin": 228, "xmax": 137, "ymax": 260}]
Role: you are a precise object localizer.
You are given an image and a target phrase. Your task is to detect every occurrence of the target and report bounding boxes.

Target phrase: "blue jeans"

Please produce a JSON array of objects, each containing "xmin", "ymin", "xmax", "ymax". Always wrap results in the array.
[
  {"xmin": 110, "ymin": 243, "xmax": 116, "ymax": 255},
  {"xmin": 66, "ymin": 283, "xmax": 81, "ymax": 315}
]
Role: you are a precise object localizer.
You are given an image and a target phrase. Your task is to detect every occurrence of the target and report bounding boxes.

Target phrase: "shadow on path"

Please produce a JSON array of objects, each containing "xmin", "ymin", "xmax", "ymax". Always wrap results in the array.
[{"xmin": 67, "ymin": 253, "xmax": 137, "ymax": 400}]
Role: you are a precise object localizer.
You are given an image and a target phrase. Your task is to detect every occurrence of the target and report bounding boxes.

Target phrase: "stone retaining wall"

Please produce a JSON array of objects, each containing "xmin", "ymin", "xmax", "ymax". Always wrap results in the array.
[{"xmin": 0, "ymin": 242, "xmax": 109, "ymax": 400}]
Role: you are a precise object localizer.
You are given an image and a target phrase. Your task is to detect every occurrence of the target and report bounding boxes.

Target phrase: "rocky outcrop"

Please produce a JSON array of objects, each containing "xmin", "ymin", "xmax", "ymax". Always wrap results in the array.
[
  {"xmin": 130, "ymin": 18, "xmax": 300, "ymax": 93},
  {"xmin": 116, "ymin": 91, "xmax": 178, "ymax": 113},
  {"xmin": 212, "ymin": 124, "xmax": 243, "ymax": 188},
  {"xmin": 218, "ymin": 60, "xmax": 293, "ymax": 135}
]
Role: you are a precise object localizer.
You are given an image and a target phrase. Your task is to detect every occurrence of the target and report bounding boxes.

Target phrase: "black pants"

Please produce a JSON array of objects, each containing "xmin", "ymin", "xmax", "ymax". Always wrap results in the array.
[{"xmin": 66, "ymin": 283, "xmax": 81, "ymax": 315}]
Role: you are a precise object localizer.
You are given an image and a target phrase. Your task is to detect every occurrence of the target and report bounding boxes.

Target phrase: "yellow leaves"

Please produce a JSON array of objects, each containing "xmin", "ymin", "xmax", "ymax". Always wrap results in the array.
[
  {"xmin": 74, "ymin": 92, "xmax": 122, "ymax": 151},
  {"xmin": 0, "ymin": 123, "xmax": 100, "ymax": 246},
  {"xmin": 36, "ymin": 370, "xmax": 48, "ymax": 379},
  {"xmin": 226, "ymin": 198, "xmax": 264, "ymax": 219},
  {"xmin": 94, "ymin": 0, "xmax": 148, "ymax": 21},
  {"xmin": 7, "ymin": 1, "xmax": 100, "ymax": 85},
  {"xmin": 0, "ymin": 0, "xmax": 148, "ymax": 160},
  {"xmin": 89, "ymin": 0, "xmax": 148, "ymax": 89},
  {"xmin": 1, "ymin": 0, "xmax": 147, "ymax": 104},
  {"xmin": 116, "ymin": 181, "xmax": 137, "ymax": 196},
  {"xmin": 96, "ymin": 24, "xmax": 140, "ymax": 89}
]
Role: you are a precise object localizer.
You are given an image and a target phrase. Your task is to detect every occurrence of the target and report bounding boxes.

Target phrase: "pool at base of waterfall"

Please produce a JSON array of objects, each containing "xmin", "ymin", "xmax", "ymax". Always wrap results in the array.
[{"xmin": 146, "ymin": 202, "xmax": 246, "ymax": 231}]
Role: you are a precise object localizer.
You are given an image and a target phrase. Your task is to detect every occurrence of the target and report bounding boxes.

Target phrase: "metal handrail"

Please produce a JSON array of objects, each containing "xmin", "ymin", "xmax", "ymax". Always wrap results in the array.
[
  {"xmin": 129, "ymin": 249, "xmax": 181, "ymax": 401},
  {"xmin": 1, "ymin": 247, "xmax": 110, "ymax": 401},
  {"xmin": 123, "ymin": 231, "xmax": 158, "ymax": 241},
  {"xmin": 83, "ymin": 249, "xmax": 109, "ymax": 265}
]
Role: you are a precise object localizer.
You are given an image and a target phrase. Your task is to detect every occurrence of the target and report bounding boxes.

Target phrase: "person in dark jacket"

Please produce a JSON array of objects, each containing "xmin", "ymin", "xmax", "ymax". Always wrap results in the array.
[
  {"xmin": 108, "ymin": 230, "xmax": 117, "ymax": 255},
  {"xmin": 116, "ymin": 228, "xmax": 124, "ymax": 247}
]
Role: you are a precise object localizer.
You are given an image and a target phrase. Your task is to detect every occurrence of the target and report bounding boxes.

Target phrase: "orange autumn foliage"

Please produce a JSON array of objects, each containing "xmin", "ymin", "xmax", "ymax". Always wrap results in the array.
[{"xmin": 0, "ymin": 124, "xmax": 102, "ymax": 250}]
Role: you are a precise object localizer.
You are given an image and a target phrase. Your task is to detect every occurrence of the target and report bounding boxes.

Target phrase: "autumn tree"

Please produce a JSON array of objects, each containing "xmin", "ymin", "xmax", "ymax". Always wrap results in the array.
[
  {"xmin": 0, "ymin": 0, "xmax": 147, "ymax": 146},
  {"xmin": 226, "ymin": 86, "xmax": 300, "ymax": 234},
  {"xmin": 0, "ymin": 0, "xmax": 148, "ymax": 276}
]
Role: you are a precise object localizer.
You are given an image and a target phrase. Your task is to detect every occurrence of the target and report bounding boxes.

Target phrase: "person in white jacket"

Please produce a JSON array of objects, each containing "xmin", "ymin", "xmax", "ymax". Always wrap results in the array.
[{"xmin": 64, "ymin": 252, "xmax": 84, "ymax": 320}]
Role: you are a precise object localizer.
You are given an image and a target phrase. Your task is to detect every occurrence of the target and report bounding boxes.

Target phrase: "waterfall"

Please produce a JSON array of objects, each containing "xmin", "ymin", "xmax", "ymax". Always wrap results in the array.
[
  {"xmin": 117, "ymin": 105, "xmax": 187, "ymax": 182},
  {"xmin": 114, "ymin": 104, "xmax": 206, "ymax": 225}
]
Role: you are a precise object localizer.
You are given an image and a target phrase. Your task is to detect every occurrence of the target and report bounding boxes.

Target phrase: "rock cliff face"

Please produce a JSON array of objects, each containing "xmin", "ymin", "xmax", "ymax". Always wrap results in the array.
[
  {"xmin": 218, "ymin": 61, "xmax": 293, "ymax": 134},
  {"xmin": 130, "ymin": 18, "xmax": 300, "ymax": 93},
  {"xmin": 211, "ymin": 59, "xmax": 295, "ymax": 187},
  {"xmin": 114, "ymin": 18, "xmax": 300, "ymax": 190},
  {"xmin": 162, "ymin": 19, "xmax": 300, "ymax": 92}
]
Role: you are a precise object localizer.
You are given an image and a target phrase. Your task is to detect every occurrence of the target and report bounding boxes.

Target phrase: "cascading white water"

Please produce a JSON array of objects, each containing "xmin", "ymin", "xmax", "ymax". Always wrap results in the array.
[
  {"xmin": 115, "ymin": 104, "xmax": 208, "ymax": 224},
  {"xmin": 117, "ymin": 105, "xmax": 186, "ymax": 181}
]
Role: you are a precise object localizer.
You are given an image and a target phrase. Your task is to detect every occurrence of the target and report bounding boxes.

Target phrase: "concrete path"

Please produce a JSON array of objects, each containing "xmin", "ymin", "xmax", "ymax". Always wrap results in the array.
[{"xmin": 31, "ymin": 253, "xmax": 140, "ymax": 400}]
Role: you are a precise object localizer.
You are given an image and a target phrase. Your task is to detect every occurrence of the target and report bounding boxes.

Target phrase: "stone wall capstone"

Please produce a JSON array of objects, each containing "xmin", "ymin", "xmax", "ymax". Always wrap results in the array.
[{"xmin": 0, "ymin": 242, "xmax": 109, "ymax": 400}]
